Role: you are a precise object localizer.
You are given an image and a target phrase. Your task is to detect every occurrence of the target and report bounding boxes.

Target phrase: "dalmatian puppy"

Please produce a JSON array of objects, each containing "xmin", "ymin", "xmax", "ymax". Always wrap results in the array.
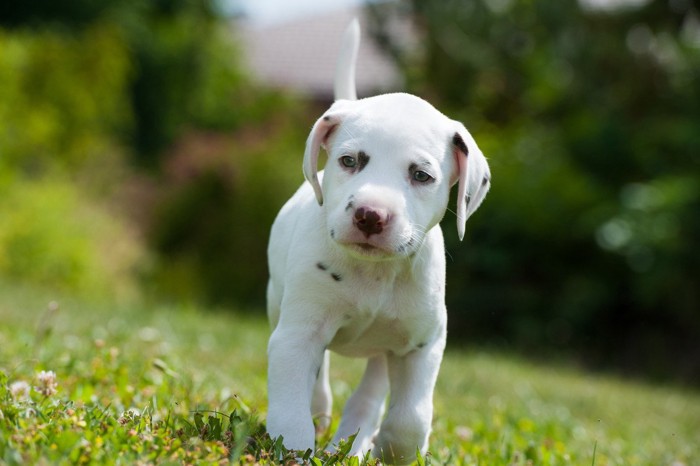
[{"xmin": 266, "ymin": 19, "xmax": 490, "ymax": 464}]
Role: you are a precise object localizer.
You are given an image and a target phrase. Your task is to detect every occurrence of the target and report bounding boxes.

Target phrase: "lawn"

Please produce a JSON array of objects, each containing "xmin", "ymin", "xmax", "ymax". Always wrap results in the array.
[{"xmin": 1, "ymin": 283, "xmax": 698, "ymax": 465}]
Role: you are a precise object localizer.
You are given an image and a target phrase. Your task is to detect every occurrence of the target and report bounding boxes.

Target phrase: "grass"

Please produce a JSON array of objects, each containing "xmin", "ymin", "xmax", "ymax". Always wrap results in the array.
[{"xmin": 1, "ymin": 283, "xmax": 698, "ymax": 465}]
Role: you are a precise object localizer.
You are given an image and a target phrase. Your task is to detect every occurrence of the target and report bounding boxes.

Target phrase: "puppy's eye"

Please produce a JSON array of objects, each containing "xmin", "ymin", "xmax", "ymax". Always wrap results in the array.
[
  {"xmin": 413, "ymin": 170, "xmax": 433, "ymax": 183},
  {"xmin": 340, "ymin": 156, "xmax": 357, "ymax": 168}
]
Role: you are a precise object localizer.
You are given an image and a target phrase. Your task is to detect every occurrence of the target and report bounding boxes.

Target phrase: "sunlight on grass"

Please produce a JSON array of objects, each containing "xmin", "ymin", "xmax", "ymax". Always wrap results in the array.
[{"xmin": 1, "ymin": 284, "xmax": 698, "ymax": 464}]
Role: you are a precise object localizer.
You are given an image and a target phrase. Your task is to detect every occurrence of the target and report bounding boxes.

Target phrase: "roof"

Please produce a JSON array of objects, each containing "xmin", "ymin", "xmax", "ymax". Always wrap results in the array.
[{"xmin": 236, "ymin": 6, "xmax": 405, "ymax": 99}]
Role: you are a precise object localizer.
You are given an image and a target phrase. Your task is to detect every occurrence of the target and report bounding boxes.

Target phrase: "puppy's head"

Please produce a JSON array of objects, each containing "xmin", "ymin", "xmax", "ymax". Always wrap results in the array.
[{"xmin": 303, "ymin": 93, "xmax": 490, "ymax": 259}]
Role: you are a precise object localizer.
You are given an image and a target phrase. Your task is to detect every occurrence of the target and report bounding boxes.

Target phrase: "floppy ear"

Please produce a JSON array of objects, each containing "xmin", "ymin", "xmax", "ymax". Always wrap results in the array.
[
  {"xmin": 453, "ymin": 125, "xmax": 491, "ymax": 241},
  {"xmin": 302, "ymin": 113, "xmax": 342, "ymax": 206}
]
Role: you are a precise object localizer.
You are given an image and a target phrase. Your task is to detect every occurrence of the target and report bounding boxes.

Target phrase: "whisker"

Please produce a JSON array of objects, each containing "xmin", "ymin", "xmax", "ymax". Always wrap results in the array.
[{"xmin": 394, "ymin": 222, "xmax": 429, "ymax": 256}]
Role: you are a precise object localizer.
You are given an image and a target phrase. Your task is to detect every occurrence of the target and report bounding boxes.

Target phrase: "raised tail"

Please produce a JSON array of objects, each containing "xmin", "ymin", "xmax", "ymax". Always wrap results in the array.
[{"xmin": 333, "ymin": 18, "xmax": 360, "ymax": 101}]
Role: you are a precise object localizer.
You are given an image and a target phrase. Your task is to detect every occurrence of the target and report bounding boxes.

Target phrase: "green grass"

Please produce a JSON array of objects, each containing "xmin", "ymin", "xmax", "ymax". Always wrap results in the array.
[{"xmin": 1, "ymin": 284, "xmax": 698, "ymax": 465}]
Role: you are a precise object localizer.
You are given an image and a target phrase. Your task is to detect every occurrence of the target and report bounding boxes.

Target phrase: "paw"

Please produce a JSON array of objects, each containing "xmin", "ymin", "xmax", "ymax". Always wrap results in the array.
[{"xmin": 314, "ymin": 413, "xmax": 332, "ymax": 434}]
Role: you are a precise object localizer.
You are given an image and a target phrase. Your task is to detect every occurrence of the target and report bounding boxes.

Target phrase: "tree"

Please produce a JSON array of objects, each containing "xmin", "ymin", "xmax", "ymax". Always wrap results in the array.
[{"xmin": 370, "ymin": 0, "xmax": 700, "ymax": 382}]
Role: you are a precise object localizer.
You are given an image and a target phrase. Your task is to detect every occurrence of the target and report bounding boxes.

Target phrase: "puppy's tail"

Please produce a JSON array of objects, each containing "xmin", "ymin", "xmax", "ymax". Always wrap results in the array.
[{"xmin": 334, "ymin": 18, "xmax": 360, "ymax": 101}]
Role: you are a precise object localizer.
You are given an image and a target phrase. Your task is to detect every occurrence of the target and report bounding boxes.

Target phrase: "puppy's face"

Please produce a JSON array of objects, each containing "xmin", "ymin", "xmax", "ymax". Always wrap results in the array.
[
  {"xmin": 320, "ymin": 94, "xmax": 456, "ymax": 259},
  {"xmin": 303, "ymin": 93, "xmax": 490, "ymax": 260}
]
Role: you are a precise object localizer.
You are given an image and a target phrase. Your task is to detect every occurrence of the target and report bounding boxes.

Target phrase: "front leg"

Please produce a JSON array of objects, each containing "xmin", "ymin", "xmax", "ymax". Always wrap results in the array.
[
  {"xmin": 267, "ymin": 322, "xmax": 328, "ymax": 451},
  {"xmin": 333, "ymin": 354, "xmax": 389, "ymax": 456},
  {"xmin": 372, "ymin": 328, "xmax": 446, "ymax": 465}
]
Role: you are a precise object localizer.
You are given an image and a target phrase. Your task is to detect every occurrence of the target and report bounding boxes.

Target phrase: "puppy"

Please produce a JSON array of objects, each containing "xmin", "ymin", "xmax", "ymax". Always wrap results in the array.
[{"xmin": 266, "ymin": 19, "xmax": 490, "ymax": 464}]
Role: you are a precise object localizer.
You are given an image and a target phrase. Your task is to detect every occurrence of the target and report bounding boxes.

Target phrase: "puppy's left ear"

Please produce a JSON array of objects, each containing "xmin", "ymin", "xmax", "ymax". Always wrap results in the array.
[{"xmin": 452, "ymin": 124, "xmax": 491, "ymax": 241}]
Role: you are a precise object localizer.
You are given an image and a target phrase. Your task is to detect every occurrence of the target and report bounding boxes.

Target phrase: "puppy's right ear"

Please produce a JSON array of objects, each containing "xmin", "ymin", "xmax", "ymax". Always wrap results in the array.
[{"xmin": 302, "ymin": 112, "xmax": 342, "ymax": 206}]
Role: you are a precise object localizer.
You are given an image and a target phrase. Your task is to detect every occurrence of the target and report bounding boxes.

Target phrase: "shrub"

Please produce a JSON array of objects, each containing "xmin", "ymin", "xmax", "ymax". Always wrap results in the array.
[
  {"xmin": 0, "ymin": 175, "xmax": 145, "ymax": 300},
  {"xmin": 371, "ymin": 0, "xmax": 700, "ymax": 381},
  {"xmin": 0, "ymin": 25, "xmax": 132, "ymax": 175},
  {"xmin": 146, "ymin": 106, "xmax": 309, "ymax": 306}
]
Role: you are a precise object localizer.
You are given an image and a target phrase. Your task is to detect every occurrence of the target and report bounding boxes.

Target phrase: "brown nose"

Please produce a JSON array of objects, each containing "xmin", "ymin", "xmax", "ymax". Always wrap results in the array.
[{"xmin": 353, "ymin": 207, "xmax": 385, "ymax": 237}]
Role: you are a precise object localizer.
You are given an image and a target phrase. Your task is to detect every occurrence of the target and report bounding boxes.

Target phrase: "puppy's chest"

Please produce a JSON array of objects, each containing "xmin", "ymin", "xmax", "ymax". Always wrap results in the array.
[
  {"xmin": 320, "ymin": 265, "xmax": 433, "ymax": 357},
  {"xmin": 319, "ymin": 260, "xmax": 403, "ymax": 311},
  {"xmin": 315, "ymin": 259, "xmax": 398, "ymax": 304}
]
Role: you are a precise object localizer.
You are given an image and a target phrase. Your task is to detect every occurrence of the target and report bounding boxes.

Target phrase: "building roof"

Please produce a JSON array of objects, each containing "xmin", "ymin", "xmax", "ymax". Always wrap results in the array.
[{"xmin": 236, "ymin": 6, "xmax": 404, "ymax": 99}]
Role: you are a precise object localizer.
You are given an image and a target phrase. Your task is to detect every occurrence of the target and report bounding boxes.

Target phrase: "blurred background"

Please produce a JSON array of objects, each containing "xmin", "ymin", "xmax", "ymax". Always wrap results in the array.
[{"xmin": 0, "ymin": 0, "xmax": 698, "ymax": 385}]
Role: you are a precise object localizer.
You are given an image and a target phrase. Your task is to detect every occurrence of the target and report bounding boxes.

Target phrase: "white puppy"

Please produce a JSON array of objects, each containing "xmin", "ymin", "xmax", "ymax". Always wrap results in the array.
[{"xmin": 266, "ymin": 20, "xmax": 490, "ymax": 464}]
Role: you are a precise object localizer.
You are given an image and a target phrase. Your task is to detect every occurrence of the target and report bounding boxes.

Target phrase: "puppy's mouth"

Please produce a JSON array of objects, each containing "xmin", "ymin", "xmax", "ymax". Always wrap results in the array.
[
  {"xmin": 345, "ymin": 242, "xmax": 386, "ymax": 257},
  {"xmin": 341, "ymin": 238, "xmax": 416, "ymax": 259},
  {"xmin": 355, "ymin": 242, "xmax": 378, "ymax": 252},
  {"xmin": 331, "ymin": 228, "xmax": 418, "ymax": 258}
]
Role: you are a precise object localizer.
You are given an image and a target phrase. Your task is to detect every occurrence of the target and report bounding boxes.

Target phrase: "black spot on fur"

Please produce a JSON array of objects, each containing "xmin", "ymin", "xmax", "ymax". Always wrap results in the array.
[
  {"xmin": 465, "ymin": 194, "xmax": 472, "ymax": 207},
  {"xmin": 453, "ymin": 133, "xmax": 469, "ymax": 156},
  {"xmin": 317, "ymin": 262, "xmax": 342, "ymax": 281},
  {"xmin": 357, "ymin": 151, "xmax": 370, "ymax": 172},
  {"xmin": 330, "ymin": 229, "xmax": 335, "ymax": 239},
  {"xmin": 323, "ymin": 116, "xmax": 330, "ymax": 121},
  {"xmin": 417, "ymin": 342, "xmax": 427, "ymax": 349},
  {"xmin": 482, "ymin": 176, "xmax": 490, "ymax": 186}
]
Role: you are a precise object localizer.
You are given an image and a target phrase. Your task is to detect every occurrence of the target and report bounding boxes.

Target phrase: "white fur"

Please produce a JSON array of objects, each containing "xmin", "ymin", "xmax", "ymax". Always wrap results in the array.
[{"xmin": 266, "ymin": 21, "xmax": 490, "ymax": 465}]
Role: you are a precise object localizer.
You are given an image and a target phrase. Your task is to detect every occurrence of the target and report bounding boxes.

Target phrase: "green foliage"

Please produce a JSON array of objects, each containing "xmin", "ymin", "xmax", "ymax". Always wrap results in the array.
[
  {"xmin": 0, "ymin": 0, "xmax": 273, "ymax": 301},
  {"xmin": 0, "ymin": 176, "xmax": 144, "ymax": 300},
  {"xmin": 372, "ymin": 0, "xmax": 700, "ymax": 381},
  {"xmin": 0, "ymin": 0, "xmax": 120, "ymax": 28},
  {"xmin": 122, "ymin": 1, "xmax": 227, "ymax": 165},
  {"xmin": 147, "ymin": 105, "xmax": 309, "ymax": 306},
  {"xmin": 0, "ymin": 25, "xmax": 132, "ymax": 175},
  {"xmin": 0, "ymin": 13, "xmax": 142, "ymax": 298},
  {"xmin": 1, "ymin": 285, "xmax": 698, "ymax": 465},
  {"xmin": 0, "ymin": 1, "xmax": 237, "ymax": 166},
  {"xmin": 1, "ymin": 0, "xmax": 697, "ymax": 389}
]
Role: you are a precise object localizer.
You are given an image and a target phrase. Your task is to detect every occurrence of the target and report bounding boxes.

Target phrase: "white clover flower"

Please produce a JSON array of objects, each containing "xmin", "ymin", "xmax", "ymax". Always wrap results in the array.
[
  {"xmin": 35, "ymin": 370, "xmax": 58, "ymax": 397},
  {"xmin": 9, "ymin": 381, "xmax": 31, "ymax": 401}
]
